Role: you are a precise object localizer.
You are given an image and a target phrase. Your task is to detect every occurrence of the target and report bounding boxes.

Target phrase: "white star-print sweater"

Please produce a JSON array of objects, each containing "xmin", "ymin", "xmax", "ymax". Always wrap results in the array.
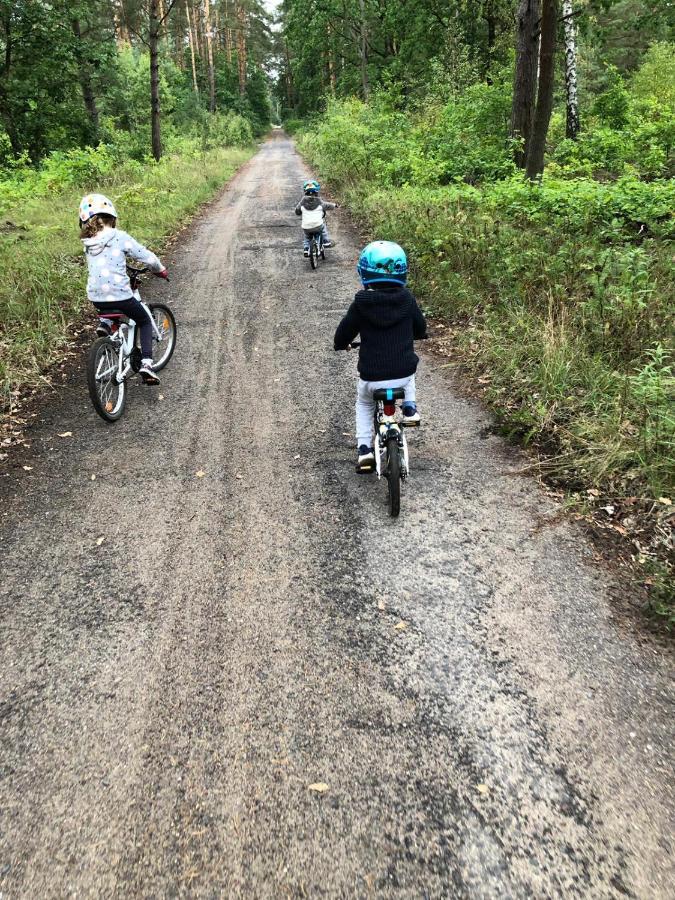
[{"xmin": 82, "ymin": 227, "xmax": 164, "ymax": 304}]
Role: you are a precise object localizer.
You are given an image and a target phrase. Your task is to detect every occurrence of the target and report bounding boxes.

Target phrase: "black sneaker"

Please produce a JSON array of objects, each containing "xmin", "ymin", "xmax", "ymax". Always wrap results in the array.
[
  {"xmin": 356, "ymin": 445, "xmax": 375, "ymax": 473},
  {"xmin": 96, "ymin": 321, "xmax": 111, "ymax": 337},
  {"xmin": 323, "ymin": 240, "xmax": 333, "ymax": 248}
]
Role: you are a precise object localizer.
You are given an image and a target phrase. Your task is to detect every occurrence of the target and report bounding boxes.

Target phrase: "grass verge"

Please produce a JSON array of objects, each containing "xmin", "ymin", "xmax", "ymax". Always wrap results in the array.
[
  {"xmin": 0, "ymin": 143, "xmax": 254, "ymax": 410},
  {"xmin": 297, "ymin": 136, "xmax": 674, "ymax": 624}
]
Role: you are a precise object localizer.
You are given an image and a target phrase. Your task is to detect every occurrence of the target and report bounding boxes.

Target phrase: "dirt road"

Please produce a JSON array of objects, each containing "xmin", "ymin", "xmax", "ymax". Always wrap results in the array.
[{"xmin": 1, "ymin": 133, "xmax": 673, "ymax": 898}]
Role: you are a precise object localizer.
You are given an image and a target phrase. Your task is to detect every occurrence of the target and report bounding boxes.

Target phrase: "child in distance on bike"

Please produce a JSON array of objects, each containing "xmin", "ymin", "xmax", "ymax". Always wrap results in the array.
[
  {"xmin": 334, "ymin": 240, "xmax": 427, "ymax": 473},
  {"xmin": 79, "ymin": 193, "xmax": 168, "ymax": 385},
  {"xmin": 294, "ymin": 180, "xmax": 337, "ymax": 257}
]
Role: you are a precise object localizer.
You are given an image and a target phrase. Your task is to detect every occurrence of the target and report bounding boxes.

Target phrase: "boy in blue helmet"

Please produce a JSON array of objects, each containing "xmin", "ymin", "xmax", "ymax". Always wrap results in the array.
[
  {"xmin": 294, "ymin": 180, "xmax": 337, "ymax": 257},
  {"xmin": 334, "ymin": 240, "xmax": 427, "ymax": 472}
]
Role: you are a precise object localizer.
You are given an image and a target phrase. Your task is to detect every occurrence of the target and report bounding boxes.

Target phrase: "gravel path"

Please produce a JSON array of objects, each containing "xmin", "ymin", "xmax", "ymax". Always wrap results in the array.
[{"xmin": 1, "ymin": 133, "xmax": 673, "ymax": 898}]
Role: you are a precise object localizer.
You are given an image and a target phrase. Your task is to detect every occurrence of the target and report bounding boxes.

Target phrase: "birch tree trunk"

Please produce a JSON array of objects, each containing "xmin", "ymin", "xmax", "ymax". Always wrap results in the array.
[
  {"xmin": 510, "ymin": 0, "xmax": 540, "ymax": 168},
  {"xmin": 204, "ymin": 0, "xmax": 216, "ymax": 112},
  {"xmin": 525, "ymin": 0, "xmax": 557, "ymax": 179},
  {"xmin": 186, "ymin": 1, "xmax": 199, "ymax": 95},
  {"xmin": 562, "ymin": 0, "xmax": 580, "ymax": 139}
]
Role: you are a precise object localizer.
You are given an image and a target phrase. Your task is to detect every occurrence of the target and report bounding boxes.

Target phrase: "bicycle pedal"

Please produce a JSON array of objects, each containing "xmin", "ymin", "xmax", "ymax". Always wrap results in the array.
[{"xmin": 402, "ymin": 420, "xmax": 421, "ymax": 428}]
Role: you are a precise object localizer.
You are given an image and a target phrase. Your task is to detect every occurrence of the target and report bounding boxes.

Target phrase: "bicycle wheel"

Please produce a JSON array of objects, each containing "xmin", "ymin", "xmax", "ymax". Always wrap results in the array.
[
  {"xmin": 320, "ymin": 238, "xmax": 326, "ymax": 260},
  {"xmin": 87, "ymin": 337, "xmax": 126, "ymax": 422},
  {"xmin": 386, "ymin": 437, "xmax": 401, "ymax": 517},
  {"xmin": 310, "ymin": 238, "xmax": 318, "ymax": 270},
  {"xmin": 149, "ymin": 303, "xmax": 177, "ymax": 371}
]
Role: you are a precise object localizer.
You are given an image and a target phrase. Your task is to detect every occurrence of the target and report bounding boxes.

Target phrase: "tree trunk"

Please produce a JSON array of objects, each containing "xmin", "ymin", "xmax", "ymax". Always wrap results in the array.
[
  {"xmin": 71, "ymin": 18, "xmax": 100, "ymax": 140},
  {"xmin": 510, "ymin": 0, "xmax": 540, "ymax": 168},
  {"xmin": 204, "ymin": 0, "xmax": 216, "ymax": 111},
  {"xmin": 562, "ymin": 0, "xmax": 580, "ymax": 139},
  {"xmin": 358, "ymin": 0, "xmax": 369, "ymax": 99},
  {"xmin": 150, "ymin": 0, "xmax": 162, "ymax": 161},
  {"xmin": 236, "ymin": 2, "xmax": 247, "ymax": 96},
  {"xmin": 186, "ymin": 1, "xmax": 199, "ymax": 94},
  {"xmin": 525, "ymin": 0, "xmax": 557, "ymax": 179}
]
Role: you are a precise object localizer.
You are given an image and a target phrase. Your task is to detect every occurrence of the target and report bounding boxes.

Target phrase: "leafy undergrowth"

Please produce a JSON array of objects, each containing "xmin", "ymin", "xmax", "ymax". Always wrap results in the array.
[
  {"xmin": 0, "ymin": 142, "xmax": 254, "ymax": 411},
  {"xmin": 296, "ymin": 79, "xmax": 674, "ymax": 622}
]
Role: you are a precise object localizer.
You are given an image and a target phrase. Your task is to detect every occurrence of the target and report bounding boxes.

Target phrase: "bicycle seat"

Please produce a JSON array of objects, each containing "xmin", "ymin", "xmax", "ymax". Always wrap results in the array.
[
  {"xmin": 373, "ymin": 387, "xmax": 406, "ymax": 401},
  {"xmin": 101, "ymin": 312, "xmax": 130, "ymax": 324}
]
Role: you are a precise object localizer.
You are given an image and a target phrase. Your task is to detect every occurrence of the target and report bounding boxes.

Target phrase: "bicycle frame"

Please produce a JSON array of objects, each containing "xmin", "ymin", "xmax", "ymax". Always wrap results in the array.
[
  {"xmin": 373, "ymin": 401, "xmax": 410, "ymax": 479},
  {"xmin": 100, "ymin": 294, "xmax": 162, "ymax": 385}
]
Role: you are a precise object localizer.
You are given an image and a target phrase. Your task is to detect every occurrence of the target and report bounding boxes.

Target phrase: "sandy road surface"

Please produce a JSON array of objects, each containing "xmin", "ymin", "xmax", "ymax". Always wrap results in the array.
[{"xmin": 1, "ymin": 134, "xmax": 673, "ymax": 898}]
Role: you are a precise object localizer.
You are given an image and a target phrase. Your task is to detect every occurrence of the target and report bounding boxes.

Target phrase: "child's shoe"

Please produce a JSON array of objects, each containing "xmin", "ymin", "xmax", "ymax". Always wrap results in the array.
[
  {"xmin": 303, "ymin": 248, "xmax": 310, "ymax": 257},
  {"xmin": 356, "ymin": 445, "xmax": 375, "ymax": 473},
  {"xmin": 323, "ymin": 240, "xmax": 333, "ymax": 248},
  {"xmin": 139, "ymin": 360, "xmax": 160, "ymax": 385},
  {"xmin": 96, "ymin": 320, "xmax": 112, "ymax": 337},
  {"xmin": 402, "ymin": 403, "xmax": 421, "ymax": 426}
]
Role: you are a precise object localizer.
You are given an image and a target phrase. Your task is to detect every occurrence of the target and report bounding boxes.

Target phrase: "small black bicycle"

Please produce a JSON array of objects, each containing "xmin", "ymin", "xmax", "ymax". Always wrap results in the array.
[{"xmin": 307, "ymin": 230, "xmax": 326, "ymax": 270}]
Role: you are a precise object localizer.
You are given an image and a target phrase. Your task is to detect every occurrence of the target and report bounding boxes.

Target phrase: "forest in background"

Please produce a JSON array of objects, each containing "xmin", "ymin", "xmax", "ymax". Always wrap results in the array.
[{"xmin": 276, "ymin": 0, "xmax": 674, "ymax": 617}]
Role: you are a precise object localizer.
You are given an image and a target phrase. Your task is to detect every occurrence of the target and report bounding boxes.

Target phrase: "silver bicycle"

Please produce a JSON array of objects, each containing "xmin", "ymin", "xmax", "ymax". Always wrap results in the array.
[{"xmin": 86, "ymin": 266, "xmax": 176, "ymax": 422}]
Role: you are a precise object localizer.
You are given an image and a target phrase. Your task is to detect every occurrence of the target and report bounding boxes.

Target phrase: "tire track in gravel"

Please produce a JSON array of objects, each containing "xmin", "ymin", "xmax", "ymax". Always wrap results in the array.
[{"xmin": 0, "ymin": 133, "xmax": 673, "ymax": 898}]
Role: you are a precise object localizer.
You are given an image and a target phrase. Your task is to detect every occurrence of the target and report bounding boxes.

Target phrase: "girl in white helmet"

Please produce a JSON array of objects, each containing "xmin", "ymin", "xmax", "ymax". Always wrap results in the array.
[{"xmin": 79, "ymin": 193, "xmax": 168, "ymax": 384}]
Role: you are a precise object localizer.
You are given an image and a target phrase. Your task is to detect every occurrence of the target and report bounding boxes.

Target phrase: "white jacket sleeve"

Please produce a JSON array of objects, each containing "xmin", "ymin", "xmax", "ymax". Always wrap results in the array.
[{"xmin": 119, "ymin": 230, "xmax": 164, "ymax": 272}]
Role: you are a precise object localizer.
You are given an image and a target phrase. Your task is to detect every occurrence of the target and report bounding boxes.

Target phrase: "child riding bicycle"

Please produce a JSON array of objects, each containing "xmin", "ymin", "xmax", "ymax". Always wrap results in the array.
[
  {"xmin": 334, "ymin": 240, "xmax": 427, "ymax": 472},
  {"xmin": 79, "ymin": 193, "xmax": 168, "ymax": 385},
  {"xmin": 294, "ymin": 180, "xmax": 337, "ymax": 257}
]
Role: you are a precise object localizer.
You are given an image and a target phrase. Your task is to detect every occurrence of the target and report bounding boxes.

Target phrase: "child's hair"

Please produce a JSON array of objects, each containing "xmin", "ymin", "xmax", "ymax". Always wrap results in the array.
[{"xmin": 80, "ymin": 213, "xmax": 116, "ymax": 239}]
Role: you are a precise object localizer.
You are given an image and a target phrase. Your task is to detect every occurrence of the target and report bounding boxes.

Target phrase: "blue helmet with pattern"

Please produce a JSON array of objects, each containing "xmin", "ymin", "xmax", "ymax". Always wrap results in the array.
[
  {"xmin": 303, "ymin": 179, "xmax": 320, "ymax": 194},
  {"xmin": 357, "ymin": 240, "xmax": 408, "ymax": 286}
]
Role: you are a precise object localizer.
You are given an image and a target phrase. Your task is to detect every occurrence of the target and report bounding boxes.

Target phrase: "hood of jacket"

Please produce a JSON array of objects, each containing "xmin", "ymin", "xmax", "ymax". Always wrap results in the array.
[
  {"xmin": 301, "ymin": 195, "xmax": 322, "ymax": 210},
  {"xmin": 354, "ymin": 286, "xmax": 414, "ymax": 328},
  {"xmin": 82, "ymin": 226, "xmax": 116, "ymax": 257}
]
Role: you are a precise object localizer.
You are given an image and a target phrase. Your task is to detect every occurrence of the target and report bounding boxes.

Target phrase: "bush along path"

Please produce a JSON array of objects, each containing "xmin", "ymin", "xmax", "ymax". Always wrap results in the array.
[
  {"xmin": 297, "ymin": 93, "xmax": 675, "ymax": 622},
  {"xmin": 0, "ymin": 139, "xmax": 255, "ymax": 416},
  {"xmin": 0, "ymin": 132, "xmax": 674, "ymax": 898}
]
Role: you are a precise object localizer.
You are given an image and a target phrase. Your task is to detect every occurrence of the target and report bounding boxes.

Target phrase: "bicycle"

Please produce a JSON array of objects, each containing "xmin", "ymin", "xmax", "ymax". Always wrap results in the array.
[
  {"xmin": 349, "ymin": 342, "xmax": 416, "ymax": 518},
  {"xmin": 86, "ymin": 266, "xmax": 176, "ymax": 423},
  {"xmin": 307, "ymin": 229, "xmax": 326, "ymax": 270}
]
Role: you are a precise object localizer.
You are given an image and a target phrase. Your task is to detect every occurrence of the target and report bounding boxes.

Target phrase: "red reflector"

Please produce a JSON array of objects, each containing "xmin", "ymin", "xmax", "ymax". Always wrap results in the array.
[{"xmin": 383, "ymin": 402, "xmax": 396, "ymax": 416}]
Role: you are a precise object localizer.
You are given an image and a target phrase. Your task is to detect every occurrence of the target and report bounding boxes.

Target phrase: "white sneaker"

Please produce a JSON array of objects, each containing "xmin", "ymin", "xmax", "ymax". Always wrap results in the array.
[
  {"xmin": 402, "ymin": 407, "xmax": 421, "ymax": 426},
  {"xmin": 356, "ymin": 446, "xmax": 375, "ymax": 473}
]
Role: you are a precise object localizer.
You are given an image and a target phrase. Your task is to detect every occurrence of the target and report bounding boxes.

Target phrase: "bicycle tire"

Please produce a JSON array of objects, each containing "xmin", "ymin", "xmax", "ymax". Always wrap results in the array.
[
  {"xmin": 148, "ymin": 303, "xmax": 177, "ymax": 371},
  {"xmin": 320, "ymin": 240, "xmax": 326, "ymax": 260},
  {"xmin": 386, "ymin": 437, "xmax": 401, "ymax": 517},
  {"xmin": 310, "ymin": 238, "xmax": 318, "ymax": 270},
  {"xmin": 87, "ymin": 337, "xmax": 126, "ymax": 423}
]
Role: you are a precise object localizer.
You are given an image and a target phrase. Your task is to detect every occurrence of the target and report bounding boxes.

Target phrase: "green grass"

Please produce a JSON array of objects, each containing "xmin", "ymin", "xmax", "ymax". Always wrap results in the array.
[{"xmin": 0, "ymin": 143, "xmax": 254, "ymax": 408}]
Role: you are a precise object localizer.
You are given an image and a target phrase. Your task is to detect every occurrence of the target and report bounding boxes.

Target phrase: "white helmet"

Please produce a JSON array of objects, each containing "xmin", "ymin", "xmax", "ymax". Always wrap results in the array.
[{"xmin": 79, "ymin": 193, "xmax": 117, "ymax": 223}]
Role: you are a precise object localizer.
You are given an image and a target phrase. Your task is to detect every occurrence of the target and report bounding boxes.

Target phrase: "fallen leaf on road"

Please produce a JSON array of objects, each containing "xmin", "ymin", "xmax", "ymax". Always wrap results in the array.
[
  {"xmin": 658, "ymin": 497, "xmax": 672, "ymax": 505},
  {"xmin": 195, "ymin": 470, "xmax": 206, "ymax": 478},
  {"xmin": 158, "ymin": 394, "xmax": 164, "ymax": 401},
  {"xmin": 377, "ymin": 599, "xmax": 385, "ymax": 611},
  {"xmin": 236, "ymin": 474, "xmax": 243, "ymax": 480},
  {"xmin": 294, "ymin": 454, "xmax": 301, "ymax": 460},
  {"xmin": 476, "ymin": 783, "xmax": 489, "ymax": 795},
  {"xmin": 394, "ymin": 621, "xmax": 407, "ymax": 630},
  {"xmin": 96, "ymin": 537, "xmax": 105, "ymax": 546},
  {"xmin": 57, "ymin": 432, "xmax": 73, "ymax": 438},
  {"xmin": 91, "ymin": 474, "xmax": 96, "ymax": 481},
  {"xmin": 22, "ymin": 465, "xmax": 33, "ymax": 471},
  {"xmin": 308, "ymin": 782, "xmax": 329, "ymax": 793}
]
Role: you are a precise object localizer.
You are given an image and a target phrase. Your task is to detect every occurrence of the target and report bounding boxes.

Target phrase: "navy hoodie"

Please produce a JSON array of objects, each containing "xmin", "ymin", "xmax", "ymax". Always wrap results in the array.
[{"xmin": 334, "ymin": 285, "xmax": 427, "ymax": 381}]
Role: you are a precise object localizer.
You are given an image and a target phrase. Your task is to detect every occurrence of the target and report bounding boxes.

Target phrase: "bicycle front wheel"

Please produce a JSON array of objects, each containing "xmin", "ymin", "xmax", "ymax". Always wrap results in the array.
[
  {"xmin": 87, "ymin": 337, "xmax": 126, "ymax": 422},
  {"xmin": 386, "ymin": 438, "xmax": 401, "ymax": 518},
  {"xmin": 149, "ymin": 303, "xmax": 177, "ymax": 371}
]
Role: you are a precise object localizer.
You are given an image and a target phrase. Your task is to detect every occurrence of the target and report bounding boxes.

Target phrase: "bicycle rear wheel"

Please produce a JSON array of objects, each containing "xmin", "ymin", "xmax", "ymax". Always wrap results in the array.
[
  {"xmin": 149, "ymin": 303, "xmax": 177, "ymax": 371},
  {"xmin": 320, "ymin": 238, "xmax": 326, "ymax": 260},
  {"xmin": 87, "ymin": 337, "xmax": 126, "ymax": 422},
  {"xmin": 386, "ymin": 438, "xmax": 401, "ymax": 517},
  {"xmin": 310, "ymin": 238, "xmax": 318, "ymax": 270}
]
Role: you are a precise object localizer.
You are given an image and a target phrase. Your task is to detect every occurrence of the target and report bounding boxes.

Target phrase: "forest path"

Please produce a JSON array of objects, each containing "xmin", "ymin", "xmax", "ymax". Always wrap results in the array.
[{"xmin": 1, "ymin": 133, "xmax": 673, "ymax": 898}]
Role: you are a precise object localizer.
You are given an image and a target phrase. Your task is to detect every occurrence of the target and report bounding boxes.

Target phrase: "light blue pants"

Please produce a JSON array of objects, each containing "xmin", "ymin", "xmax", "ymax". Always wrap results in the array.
[
  {"xmin": 356, "ymin": 374, "xmax": 416, "ymax": 447},
  {"xmin": 303, "ymin": 224, "xmax": 330, "ymax": 251}
]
